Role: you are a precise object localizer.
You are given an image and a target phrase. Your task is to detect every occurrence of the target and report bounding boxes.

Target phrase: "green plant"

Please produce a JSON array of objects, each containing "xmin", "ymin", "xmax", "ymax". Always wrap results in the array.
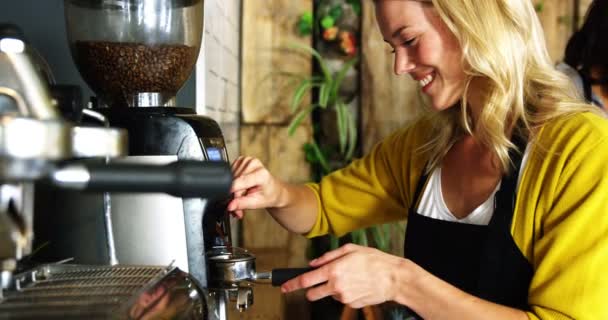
[
  {"xmin": 287, "ymin": 43, "xmax": 358, "ymax": 172},
  {"xmin": 297, "ymin": 11, "xmax": 314, "ymax": 36},
  {"xmin": 286, "ymin": 43, "xmax": 403, "ymax": 254}
]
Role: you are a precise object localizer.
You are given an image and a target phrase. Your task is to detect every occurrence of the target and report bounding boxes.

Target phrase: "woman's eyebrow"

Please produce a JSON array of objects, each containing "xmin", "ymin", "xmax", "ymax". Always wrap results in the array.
[{"xmin": 383, "ymin": 26, "xmax": 409, "ymax": 43}]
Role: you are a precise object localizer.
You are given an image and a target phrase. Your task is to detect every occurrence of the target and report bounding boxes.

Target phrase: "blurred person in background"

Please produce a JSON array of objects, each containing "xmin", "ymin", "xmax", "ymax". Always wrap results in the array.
[{"xmin": 558, "ymin": 0, "xmax": 608, "ymax": 109}]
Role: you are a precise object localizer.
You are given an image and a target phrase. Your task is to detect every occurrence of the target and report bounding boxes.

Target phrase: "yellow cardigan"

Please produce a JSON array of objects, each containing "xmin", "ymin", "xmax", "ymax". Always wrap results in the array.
[{"xmin": 305, "ymin": 112, "xmax": 608, "ymax": 320}]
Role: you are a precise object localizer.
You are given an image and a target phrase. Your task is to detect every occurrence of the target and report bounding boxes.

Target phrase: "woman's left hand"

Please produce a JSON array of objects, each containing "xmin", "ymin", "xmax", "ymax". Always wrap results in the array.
[{"xmin": 280, "ymin": 243, "xmax": 409, "ymax": 308}]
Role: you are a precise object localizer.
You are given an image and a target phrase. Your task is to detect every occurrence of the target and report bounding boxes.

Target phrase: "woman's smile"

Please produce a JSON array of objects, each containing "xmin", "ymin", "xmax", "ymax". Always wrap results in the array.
[{"xmin": 418, "ymin": 71, "xmax": 435, "ymax": 93}]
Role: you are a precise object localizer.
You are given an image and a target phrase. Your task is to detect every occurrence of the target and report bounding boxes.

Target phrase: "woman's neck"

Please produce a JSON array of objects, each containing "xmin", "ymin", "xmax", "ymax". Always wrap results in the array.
[
  {"xmin": 590, "ymin": 68, "xmax": 607, "ymax": 109},
  {"xmin": 466, "ymin": 77, "xmax": 486, "ymax": 127},
  {"xmin": 591, "ymin": 85, "xmax": 608, "ymax": 110}
]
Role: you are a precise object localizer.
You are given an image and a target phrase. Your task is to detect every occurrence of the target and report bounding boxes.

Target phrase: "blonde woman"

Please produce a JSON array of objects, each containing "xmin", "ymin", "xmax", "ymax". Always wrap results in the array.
[{"xmin": 229, "ymin": 0, "xmax": 608, "ymax": 318}]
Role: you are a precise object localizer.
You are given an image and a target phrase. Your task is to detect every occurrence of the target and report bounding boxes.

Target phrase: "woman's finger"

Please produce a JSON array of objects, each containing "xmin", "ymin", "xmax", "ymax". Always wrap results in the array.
[
  {"xmin": 230, "ymin": 209, "xmax": 244, "ymax": 219},
  {"xmin": 230, "ymin": 156, "xmax": 245, "ymax": 170},
  {"xmin": 229, "ymin": 192, "xmax": 270, "ymax": 211},
  {"xmin": 230, "ymin": 167, "xmax": 265, "ymax": 193},
  {"xmin": 304, "ymin": 282, "xmax": 336, "ymax": 302},
  {"xmin": 281, "ymin": 266, "xmax": 330, "ymax": 293},
  {"xmin": 310, "ymin": 244, "xmax": 359, "ymax": 267},
  {"xmin": 232, "ymin": 156, "xmax": 257, "ymax": 180}
]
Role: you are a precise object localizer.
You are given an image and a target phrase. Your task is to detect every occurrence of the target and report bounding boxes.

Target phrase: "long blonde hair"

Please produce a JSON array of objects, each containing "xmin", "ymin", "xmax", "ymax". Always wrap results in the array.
[{"xmin": 409, "ymin": 0, "xmax": 600, "ymax": 173}]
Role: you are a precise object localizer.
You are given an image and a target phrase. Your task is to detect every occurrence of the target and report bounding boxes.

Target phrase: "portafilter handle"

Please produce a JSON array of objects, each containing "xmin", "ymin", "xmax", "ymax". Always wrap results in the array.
[
  {"xmin": 51, "ymin": 160, "xmax": 232, "ymax": 199},
  {"xmin": 253, "ymin": 267, "xmax": 314, "ymax": 287}
]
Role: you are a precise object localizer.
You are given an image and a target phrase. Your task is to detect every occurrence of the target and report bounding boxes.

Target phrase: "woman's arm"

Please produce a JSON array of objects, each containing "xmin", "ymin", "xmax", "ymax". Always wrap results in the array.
[
  {"xmin": 394, "ymin": 260, "xmax": 528, "ymax": 320},
  {"xmin": 228, "ymin": 156, "xmax": 319, "ymax": 234},
  {"xmin": 281, "ymin": 244, "xmax": 528, "ymax": 320}
]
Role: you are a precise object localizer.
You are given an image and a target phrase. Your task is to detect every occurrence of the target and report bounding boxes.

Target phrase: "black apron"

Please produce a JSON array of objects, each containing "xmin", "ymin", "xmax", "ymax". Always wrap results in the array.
[{"xmin": 402, "ymin": 138, "xmax": 533, "ymax": 318}]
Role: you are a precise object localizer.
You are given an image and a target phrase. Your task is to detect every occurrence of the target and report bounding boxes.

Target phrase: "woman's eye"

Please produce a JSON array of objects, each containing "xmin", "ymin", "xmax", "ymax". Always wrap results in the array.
[{"xmin": 390, "ymin": 38, "xmax": 416, "ymax": 53}]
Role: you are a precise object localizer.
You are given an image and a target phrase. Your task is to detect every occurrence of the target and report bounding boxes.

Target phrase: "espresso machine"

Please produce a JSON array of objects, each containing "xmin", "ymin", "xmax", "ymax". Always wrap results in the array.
[
  {"xmin": 0, "ymin": 19, "xmax": 233, "ymax": 319},
  {"xmin": 0, "ymin": 1, "xmax": 310, "ymax": 318}
]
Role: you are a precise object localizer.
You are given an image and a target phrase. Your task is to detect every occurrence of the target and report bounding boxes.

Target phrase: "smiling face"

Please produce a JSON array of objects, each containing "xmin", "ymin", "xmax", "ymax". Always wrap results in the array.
[{"xmin": 375, "ymin": 0, "xmax": 467, "ymax": 111}]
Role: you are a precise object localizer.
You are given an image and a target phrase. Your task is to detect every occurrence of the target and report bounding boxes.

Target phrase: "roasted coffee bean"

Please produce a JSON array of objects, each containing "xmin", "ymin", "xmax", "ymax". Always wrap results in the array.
[{"xmin": 74, "ymin": 41, "xmax": 198, "ymax": 107}]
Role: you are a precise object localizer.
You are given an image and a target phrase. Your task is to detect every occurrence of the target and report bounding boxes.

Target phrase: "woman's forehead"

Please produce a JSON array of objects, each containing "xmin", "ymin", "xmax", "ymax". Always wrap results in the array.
[{"xmin": 375, "ymin": 1, "xmax": 434, "ymax": 33}]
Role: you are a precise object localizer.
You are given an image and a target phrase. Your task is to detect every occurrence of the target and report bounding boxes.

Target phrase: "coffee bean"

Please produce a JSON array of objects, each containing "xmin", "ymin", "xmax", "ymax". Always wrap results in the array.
[{"xmin": 74, "ymin": 41, "xmax": 198, "ymax": 107}]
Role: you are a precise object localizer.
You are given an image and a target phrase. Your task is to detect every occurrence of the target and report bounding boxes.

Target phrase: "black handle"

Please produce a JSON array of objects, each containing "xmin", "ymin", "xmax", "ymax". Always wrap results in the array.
[
  {"xmin": 83, "ymin": 160, "xmax": 232, "ymax": 199},
  {"xmin": 0, "ymin": 23, "xmax": 25, "ymax": 40},
  {"xmin": 49, "ymin": 85, "xmax": 84, "ymax": 122},
  {"xmin": 271, "ymin": 267, "xmax": 314, "ymax": 287}
]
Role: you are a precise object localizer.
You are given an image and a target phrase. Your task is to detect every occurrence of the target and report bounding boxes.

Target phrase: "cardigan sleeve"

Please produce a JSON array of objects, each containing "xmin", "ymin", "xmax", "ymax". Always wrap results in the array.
[
  {"xmin": 526, "ymin": 116, "xmax": 608, "ymax": 319},
  {"xmin": 304, "ymin": 122, "xmax": 427, "ymax": 238}
]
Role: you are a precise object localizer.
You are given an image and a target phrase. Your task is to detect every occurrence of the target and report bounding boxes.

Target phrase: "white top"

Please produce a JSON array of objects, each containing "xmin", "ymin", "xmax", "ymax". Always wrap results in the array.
[{"xmin": 416, "ymin": 145, "xmax": 530, "ymax": 225}]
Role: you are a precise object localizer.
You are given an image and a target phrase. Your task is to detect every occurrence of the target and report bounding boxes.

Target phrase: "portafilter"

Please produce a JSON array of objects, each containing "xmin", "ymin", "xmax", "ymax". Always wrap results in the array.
[{"xmin": 206, "ymin": 246, "xmax": 313, "ymax": 312}]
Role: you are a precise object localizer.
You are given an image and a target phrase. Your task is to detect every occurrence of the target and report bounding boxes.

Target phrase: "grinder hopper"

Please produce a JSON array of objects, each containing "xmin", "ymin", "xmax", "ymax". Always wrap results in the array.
[{"xmin": 64, "ymin": 0, "xmax": 204, "ymax": 108}]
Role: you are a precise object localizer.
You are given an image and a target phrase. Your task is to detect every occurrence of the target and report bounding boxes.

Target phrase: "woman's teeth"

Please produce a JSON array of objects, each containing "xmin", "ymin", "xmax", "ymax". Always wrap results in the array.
[{"xmin": 420, "ymin": 73, "xmax": 433, "ymax": 87}]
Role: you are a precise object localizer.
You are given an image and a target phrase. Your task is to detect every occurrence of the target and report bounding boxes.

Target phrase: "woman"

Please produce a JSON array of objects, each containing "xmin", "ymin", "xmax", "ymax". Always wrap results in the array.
[
  {"xmin": 229, "ymin": 0, "xmax": 608, "ymax": 319},
  {"xmin": 559, "ymin": 0, "xmax": 608, "ymax": 109}
]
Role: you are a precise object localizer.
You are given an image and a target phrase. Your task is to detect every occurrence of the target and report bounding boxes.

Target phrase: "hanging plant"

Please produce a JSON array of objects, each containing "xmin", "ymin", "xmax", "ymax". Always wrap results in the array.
[
  {"xmin": 297, "ymin": 11, "xmax": 314, "ymax": 36},
  {"xmin": 347, "ymin": 0, "xmax": 361, "ymax": 16}
]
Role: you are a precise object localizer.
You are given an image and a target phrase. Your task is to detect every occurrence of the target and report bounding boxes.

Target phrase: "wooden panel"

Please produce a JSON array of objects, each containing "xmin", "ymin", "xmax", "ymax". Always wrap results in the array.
[
  {"xmin": 240, "ymin": 125, "xmax": 288, "ymax": 249},
  {"xmin": 240, "ymin": 124, "xmax": 311, "ymax": 249},
  {"xmin": 240, "ymin": 124, "xmax": 272, "ymax": 164},
  {"xmin": 240, "ymin": 0, "xmax": 316, "ymax": 312},
  {"xmin": 360, "ymin": 1, "xmax": 421, "ymax": 153},
  {"xmin": 578, "ymin": 0, "xmax": 593, "ymax": 28},
  {"xmin": 242, "ymin": 0, "xmax": 313, "ymax": 124},
  {"xmin": 267, "ymin": 125, "xmax": 312, "ymax": 184},
  {"xmin": 536, "ymin": 0, "xmax": 575, "ymax": 63}
]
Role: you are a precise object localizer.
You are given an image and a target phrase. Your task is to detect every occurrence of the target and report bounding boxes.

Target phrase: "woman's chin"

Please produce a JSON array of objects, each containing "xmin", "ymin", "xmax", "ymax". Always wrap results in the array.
[
  {"xmin": 427, "ymin": 95, "xmax": 462, "ymax": 112},
  {"xmin": 429, "ymin": 100, "xmax": 454, "ymax": 112}
]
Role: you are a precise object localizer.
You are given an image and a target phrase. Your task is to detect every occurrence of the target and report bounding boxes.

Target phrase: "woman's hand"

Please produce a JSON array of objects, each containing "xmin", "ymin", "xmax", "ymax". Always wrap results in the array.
[
  {"xmin": 280, "ymin": 244, "xmax": 410, "ymax": 308},
  {"xmin": 227, "ymin": 156, "xmax": 285, "ymax": 218}
]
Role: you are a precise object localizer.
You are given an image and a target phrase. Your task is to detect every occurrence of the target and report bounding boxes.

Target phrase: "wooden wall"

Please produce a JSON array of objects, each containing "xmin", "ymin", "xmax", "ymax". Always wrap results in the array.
[{"xmin": 239, "ymin": 0, "xmax": 313, "ymax": 319}]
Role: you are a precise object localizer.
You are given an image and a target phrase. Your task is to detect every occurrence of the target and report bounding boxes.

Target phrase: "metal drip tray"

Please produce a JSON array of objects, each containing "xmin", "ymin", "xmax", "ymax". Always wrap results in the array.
[{"xmin": 0, "ymin": 264, "xmax": 207, "ymax": 319}]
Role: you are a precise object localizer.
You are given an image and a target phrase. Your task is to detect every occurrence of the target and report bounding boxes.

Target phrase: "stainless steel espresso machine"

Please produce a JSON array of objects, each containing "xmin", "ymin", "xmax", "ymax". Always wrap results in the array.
[
  {"xmin": 0, "ymin": 19, "xmax": 233, "ymax": 319},
  {"xmin": 0, "ymin": 1, "xmax": 311, "ymax": 319},
  {"xmin": 35, "ymin": 0, "xmax": 227, "ymax": 285}
]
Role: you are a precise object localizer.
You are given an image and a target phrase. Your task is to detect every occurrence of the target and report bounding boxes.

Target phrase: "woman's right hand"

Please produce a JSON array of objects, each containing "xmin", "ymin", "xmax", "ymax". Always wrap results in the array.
[{"xmin": 227, "ymin": 156, "xmax": 286, "ymax": 218}]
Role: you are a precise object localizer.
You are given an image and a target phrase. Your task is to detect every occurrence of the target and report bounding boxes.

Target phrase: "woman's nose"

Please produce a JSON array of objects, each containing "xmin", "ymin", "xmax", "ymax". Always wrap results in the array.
[{"xmin": 394, "ymin": 49, "xmax": 416, "ymax": 75}]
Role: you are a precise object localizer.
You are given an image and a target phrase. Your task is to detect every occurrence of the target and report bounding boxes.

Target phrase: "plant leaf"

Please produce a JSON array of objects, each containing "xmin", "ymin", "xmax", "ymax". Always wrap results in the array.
[
  {"xmin": 336, "ymin": 102, "xmax": 347, "ymax": 155},
  {"xmin": 345, "ymin": 106, "xmax": 358, "ymax": 160},
  {"xmin": 329, "ymin": 56, "xmax": 359, "ymax": 103},
  {"xmin": 291, "ymin": 79, "xmax": 317, "ymax": 112},
  {"xmin": 369, "ymin": 226, "xmax": 387, "ymax": 252},
  {"xmin": 319, "ymin": 82, "xmax": 331, "ymax": 108},
  {"xmin": 287, "ymin": 43, "xmax": 332, "ymax": 83},
  {"xmin": 329, "ymin": 235, "xmax": 340, "ymax": 250},
  {"xmin": 309, "ymin": 140, "xmax": 331, "ymax": 173},
  {"xmin": 352, "ymin": 229, "xmax": 368, "ymax": 247},
  {"xmin": 287, "ymin": 104, "xmax": 317, "ymax": 136}
]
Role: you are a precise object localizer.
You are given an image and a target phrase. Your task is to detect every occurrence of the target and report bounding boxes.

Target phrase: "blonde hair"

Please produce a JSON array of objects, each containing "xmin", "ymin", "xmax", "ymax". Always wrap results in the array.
[{"xmin": 407, "ymin": 0, "xmax": 600, "ymax": 173}]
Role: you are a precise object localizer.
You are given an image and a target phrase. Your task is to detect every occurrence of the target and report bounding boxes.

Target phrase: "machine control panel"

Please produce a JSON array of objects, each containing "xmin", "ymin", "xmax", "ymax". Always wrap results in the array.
[{"xmin": 200, "ymin": 137, "xmax": 228, "ymax": 162}]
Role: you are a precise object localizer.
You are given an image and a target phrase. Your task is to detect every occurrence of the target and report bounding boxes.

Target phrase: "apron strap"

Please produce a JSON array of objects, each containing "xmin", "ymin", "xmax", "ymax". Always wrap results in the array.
[
  {"xmin": 477, "ymin": 133, "xmax": 533, "ymax": 309},
  {"xmin": 411, "ymin": 171, "xmax": 429, "ymax": 209},
  {"xmin": 489, "ymin": 133, "xmax": 527, "ymax": 230}
]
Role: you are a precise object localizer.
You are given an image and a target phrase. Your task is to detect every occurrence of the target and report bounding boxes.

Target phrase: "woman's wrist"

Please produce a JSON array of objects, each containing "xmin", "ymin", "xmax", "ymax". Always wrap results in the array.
[
  {"xmin": 273, "ymin": 180, "xmax": 291, "ymax": 209},
  {"xmin": 391, "ymin": 258, "xmax": 422, "ymax": 306}
]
